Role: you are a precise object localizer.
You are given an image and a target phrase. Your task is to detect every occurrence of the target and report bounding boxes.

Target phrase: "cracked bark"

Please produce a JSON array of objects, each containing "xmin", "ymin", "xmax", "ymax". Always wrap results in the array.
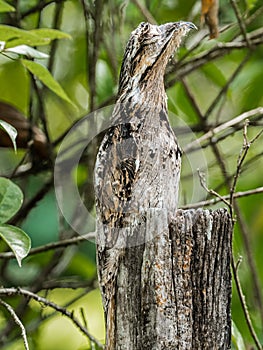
[{"xmin": 108, "ymin": 208, "xmax": 232, "ymax": 350}]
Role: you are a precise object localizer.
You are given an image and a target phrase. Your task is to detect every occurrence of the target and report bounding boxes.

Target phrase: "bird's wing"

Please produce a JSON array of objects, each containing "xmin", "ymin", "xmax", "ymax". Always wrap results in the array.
[
  {"xmin": 112, "ymin": 156, "xmax": 139, "ymax": 201},
  {"xmin": 95, "ymin": 122, "xmax": 140, "ymax": 229}
]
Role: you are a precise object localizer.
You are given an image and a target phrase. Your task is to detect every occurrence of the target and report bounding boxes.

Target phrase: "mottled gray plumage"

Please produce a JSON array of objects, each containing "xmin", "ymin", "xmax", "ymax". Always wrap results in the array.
[{"xmin": 94, "ymin": 21, "xmax": 196, "ymax": 349}]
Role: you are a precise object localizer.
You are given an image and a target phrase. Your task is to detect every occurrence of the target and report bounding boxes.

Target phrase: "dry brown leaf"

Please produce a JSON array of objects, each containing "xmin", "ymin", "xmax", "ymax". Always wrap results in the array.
[{"xmin": 0, "ymin": 101, "xmax": 49, "ymax": 159}]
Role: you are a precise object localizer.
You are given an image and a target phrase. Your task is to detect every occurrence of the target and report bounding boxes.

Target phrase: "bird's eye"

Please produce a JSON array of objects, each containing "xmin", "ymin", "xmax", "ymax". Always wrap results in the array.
[
  {"xmin": 140, "ymin": 22, "xmax": 151, "ymax": 32},
  {"xmin": 140, "ymin": 22, "xmax": 149, "ymax": 28}
]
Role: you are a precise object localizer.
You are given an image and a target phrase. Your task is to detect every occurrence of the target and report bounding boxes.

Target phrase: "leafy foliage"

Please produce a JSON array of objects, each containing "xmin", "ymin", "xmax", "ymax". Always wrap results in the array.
[
  {"xmin": 0, "ymin": 25, "xmax": 70, "ymax": 48},
  {"xmin": 0, "ymin": 177, "xmax": 22, "ymax": 223},
  {"xmin": 0, "ymin": 23, "xmax": 75, "ymax": 109},
  {"xmin": 0, "ymin": 123, "xmax": 31, "ymax": 268},
  {"xmin": 0, "ymin": 177, "xmax": 31, "ymax": 267},
  {"xmin": 21, "ymin": 59, "xmax": 76, "ymax": 107},
  {"xmin": 0, "ymin": 0, "xmax": 14, "ymax": 13},
  {"xmin": 0, "ymin": 224, "xmax": 30, "ymax": 267}
]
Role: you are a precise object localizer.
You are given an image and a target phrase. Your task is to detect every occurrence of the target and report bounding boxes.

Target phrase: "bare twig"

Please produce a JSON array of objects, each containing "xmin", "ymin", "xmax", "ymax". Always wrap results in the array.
[
  {"xmin": 234, "ymin": 204, "xmax": 263, "ymax": 329},
  {"xmin": 229, "ymin": 0, "xmax": 251, "ymax": 47},
  {"xmin": 31, "ymin": 76, "xmax": 52, "ymax": 155},
  {"xmin": 184, "ymin": 107, "xmax": 263, "ymax": 153},
  {"xmin": 80, "ymin": 307, "xmax": 88, "ymax": 328},
  {"xmin": 80, "ymin": 0, "xmax": 92, "ymax": 99},
  {"xmin": 192, "ymin": 115, "xmax": 263, "ymax": 152},
  {"xmin": 0, "ymin": 232, "xmax": 95, "ymax": 260},
  {"xmin": 47, "ymin": 0, "xmax": 64, "ymax": 73},
  {"xmin": 88, "ymin": 0, "xmax": 103, "ymax": 112},
  {"xmin": 246, "ymin": 5, "xmax": 263, "ymax": 26},
  {"xmin": 166, "ymin": 30, "xmax": 263, "ymax": 88},
  {"xmin": 250, "ymin": 128, "xmax": 263, "ymax": 144},
  {"xmin": 231, "ymin": 257, "xmax": 262, "ymax": 350},
  {"xmin": 197, "ymin": 169, "xmax": 231, "ymax": 208},
  {"xmin": 204, "ymin": 53, "xmax": 251, "ymax": 119},
  {"xmin": 130, "ymin": 0, "xmax": 157, "ymax": 24},
  {"xmin": 208, "ymin": 125, "xmax": 263, "ymax": 340},
  {"xmin": 212, "ymin": 148, "xmax": 263, "ymax": 194},
  {"xmin": 21, "ymin": 0, "xmax": 65, "ymax": 19},
  {"xmin": 0, "ymin": 299, "xmax": 29, "ymax": 350},
  {"xmin": 229, "ymin": 120, "xmax": 250, "ymax": 207},
  {"xmin": 180, "ymin": 77, "xmax": 205, "ymax": 123},
  {"xmin": 0, "ymin": 288, "xmax": 103, "ymax": 349},
  {"xmin": 181, "ymin": 186, "xmax": 263, "ymax": 209}
]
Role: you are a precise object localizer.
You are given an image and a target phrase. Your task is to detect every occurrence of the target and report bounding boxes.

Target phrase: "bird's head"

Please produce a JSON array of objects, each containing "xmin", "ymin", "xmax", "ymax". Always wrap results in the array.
[{"xmin": 118, "ymin": 21, "xmax": 196, "ymax": 97}]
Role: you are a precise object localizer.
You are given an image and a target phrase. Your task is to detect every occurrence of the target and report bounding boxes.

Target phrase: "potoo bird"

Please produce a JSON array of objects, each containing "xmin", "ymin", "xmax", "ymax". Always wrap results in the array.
[{"xmin": 94, "ymin": 21, "xmax": 196, "ymax": 348}]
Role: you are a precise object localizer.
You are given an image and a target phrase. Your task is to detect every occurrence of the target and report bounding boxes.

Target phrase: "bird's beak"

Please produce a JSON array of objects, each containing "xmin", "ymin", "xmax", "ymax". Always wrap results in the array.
[
  {"xmin": 178, "ymin": 21, "xmax": 198, "ymax": 30},
  {"xmin": 159, "ymin": 21, "xmax": 197, "ymax": 41},
  {"xmin": 155, "ymin": 21, "xmax": 197, "ymax": 63}
]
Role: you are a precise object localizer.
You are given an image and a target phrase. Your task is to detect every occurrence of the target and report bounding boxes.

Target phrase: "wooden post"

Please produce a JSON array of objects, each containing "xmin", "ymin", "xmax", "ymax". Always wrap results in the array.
[{"xmin": 105, "ymin": 208, "xmax": 232, "ymax": 350}]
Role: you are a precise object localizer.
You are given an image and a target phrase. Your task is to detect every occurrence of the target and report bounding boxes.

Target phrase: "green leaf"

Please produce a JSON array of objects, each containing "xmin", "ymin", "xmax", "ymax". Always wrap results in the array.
[
  {"xmin": 231, "ymin": 320, "xmax": 246, "ymax": 350},
  {"xmin": 0, "ymin": 177, "xmax": 23, "ymax": 224},
  {"xmin": 4, "ymin": 45, "xmax": 49, "ymax": 59},
  {"xmin": 0, "ymin": 25, "xmax": 71, "ymax": 49},
  {"xmin": 0, "ymin": 60, "xmax": 30, "ymax": 114},
  {"xmin": 21, "ymin": 59, "xmax": 76, "ymax": 108},
  {"xmin": 0, "ymin": 224, "xmax": 31, "ymax": 266},
  {"xmin": 30, "ymin": 28, "xmax": 71, "ymax": 41},
  {"xmin": 0, "ymin": 119, "xmax": 17, "ymax": 152},
  {"xmin": 0, "ymin": 25, "xmax": 48, "ymax": 48},
  {"xmin": 0, "ymin": 0, "xmax": 15, "ymax": 12}
]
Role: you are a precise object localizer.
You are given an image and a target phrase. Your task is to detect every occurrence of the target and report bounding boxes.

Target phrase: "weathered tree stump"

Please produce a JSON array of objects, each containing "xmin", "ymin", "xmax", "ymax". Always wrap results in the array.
[{"xmin": 106, "ymin": 208, "xmax": 232, "ymax": 350}]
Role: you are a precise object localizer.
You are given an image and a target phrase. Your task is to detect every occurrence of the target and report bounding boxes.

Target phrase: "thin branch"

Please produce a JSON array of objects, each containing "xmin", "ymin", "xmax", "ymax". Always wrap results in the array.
[
  {"xmin": 197, "ymin": 169, "xmax": 231, "ymax": 209},
  {"xmin": 80, "ymin": 0, "xmax": 92, "ymax": 98},
  {"xmin": 0, "ymin": 299, "xmax": 29, "ymax": 350},
  {"xmin": 233, "ymin": 203, "xmax": 263, "ymax": 329},
  {"xmin": 41, "ymin": 278, "xmax": 96, "ymax": 291},
  {"xmin": 4, "ymin": 288, "xmax": 95, "ymax": 346},
  {"xmin": 80, "ymin": 307, "xmax": 88, "ymax": 328},
  {"xmin": 88, "ymin": 0, "xmax": 103, "ymax": 112},
  {"xmin": 229, "ymin": 120, "xmax": 250, "ymax": 206},
  {"xmin": 229, "ymin": 0, "xmax": 251, "ymax": 48},
  {"xmin": 47, "ymin": 0, "xmax": 64, "ymax": 73},
  {"xmin": 203, "ymin": 53, "xmax": 251, "ymax": 119},
  {"xmin": 208, "ymin": 125, "xmax": 263, "ymax": 337},
  {"xmin": 250, "ymin": 128, "xmax": 263, "ymax": 144},
  {"xmin": 231, "ymin": 257, "xmax": 262, "ymax": 350},
  {"xmin": 20, "ymin": 0, "xmax": 65, "ymax": 19},
  {"xmin": 211, "ymin": 142, "xmax": 235, "ymax": 219},
  {"xmin": 130, "ymin": 0, "xmax": 157, "ymax": 24},
  {"xmin": 193, "ymin": 115, "xmax": 263, "ymax": 153},
  {"xmin": 166, "ymin": 31, "xmax": 263, "ymax": 88},
  {"xmin": 0, "ymin": 232, "xmax": 95, "ymax": 260},
  {"xmin": 181, "ymin": 186, "xmax": 263, "ymax": 209},
  {"xmin": 212, "ymin": 147, "xmax": 263, "ymax": 195},
  {"xmin": 180, "ymin": 77, "xmax": 205, "ymax": 123},
  {"xmin": 31, "ymin": 76, "xmax": 52, "ymax": 156},
  {"xmin": 0, "ymin": 288, "xmax": 103, "ymax": 349},
  {"xmin": 184, "ymin": 107, "xmax": 263, "ymax": 153},
  {"xmin": 246, "ymin": 5, "xmax": 263, "ymax": 26}
]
